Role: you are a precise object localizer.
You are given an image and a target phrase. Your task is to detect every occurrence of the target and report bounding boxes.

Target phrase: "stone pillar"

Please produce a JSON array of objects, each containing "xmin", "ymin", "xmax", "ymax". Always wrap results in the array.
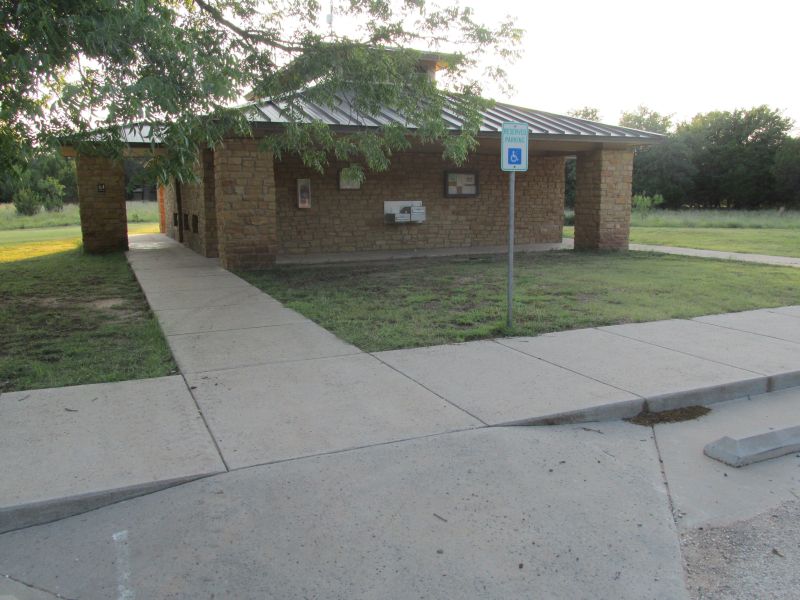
[
  {"xmin": 157, "ymin": 185, "xmax": 166, "ymax": 234},
  {"xmin": 574, "ymin": 148, "xmax": 634, "ymax": 250},
  {"xmin": 214, "ymin": 140, "xmax": 278, "ymax": 270},
  {"xmin": 76, "ymin": 155, "xmax": 128, "ymax": 253}
]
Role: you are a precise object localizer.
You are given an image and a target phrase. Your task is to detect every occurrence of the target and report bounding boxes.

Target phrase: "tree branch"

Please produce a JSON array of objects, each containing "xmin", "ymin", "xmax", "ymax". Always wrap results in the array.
[{"xmin": 192, "ymin": 0, "xmax": 301, "ymax": 53}]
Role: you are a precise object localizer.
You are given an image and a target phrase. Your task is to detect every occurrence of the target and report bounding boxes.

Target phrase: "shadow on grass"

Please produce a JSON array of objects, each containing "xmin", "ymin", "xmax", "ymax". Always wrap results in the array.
[
  {"xmin": 0, "ymin": 246, "xmax": 176, "ymax": 392},
  {"xmin": 240, "ymin": 250, "xmax": 800, "ymax": 352}
]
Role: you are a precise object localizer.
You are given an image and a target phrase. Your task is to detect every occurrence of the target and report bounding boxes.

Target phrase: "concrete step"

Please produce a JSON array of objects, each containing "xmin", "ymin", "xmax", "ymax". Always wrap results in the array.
[{"xmin": 0, "ymin": 376, "xmax": 225, "ymax": 534}]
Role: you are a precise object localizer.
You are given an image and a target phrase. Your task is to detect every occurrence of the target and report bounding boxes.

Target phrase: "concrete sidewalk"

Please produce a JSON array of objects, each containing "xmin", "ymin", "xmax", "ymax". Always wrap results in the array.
[
  {"xmin": 3, "ymin": 233, "xmax": 800, "ymax": 597},
  {"xmin": 562, "ymin": 236, "xmax": 800, "ymax": 268},
  {"xmin": 131, "ymin": 233, "xmax": 800, "ymax": 436},
  {"xmin": 129, "ymin": 235, "xmax": 480, "ymax": 471},
  {"xmin": 6, "ymin": 234, "xmax": 799, "ymax": 532},
  {"xmin": 0, "ymin": 376, "xmax": 225, "ymax": 533}
]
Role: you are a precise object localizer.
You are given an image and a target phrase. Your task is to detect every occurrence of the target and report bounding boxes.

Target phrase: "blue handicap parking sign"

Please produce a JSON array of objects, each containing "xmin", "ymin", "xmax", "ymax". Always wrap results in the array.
[{"xmin": 508, "ymin": 147, "xmax": 522, "ymax": 165}]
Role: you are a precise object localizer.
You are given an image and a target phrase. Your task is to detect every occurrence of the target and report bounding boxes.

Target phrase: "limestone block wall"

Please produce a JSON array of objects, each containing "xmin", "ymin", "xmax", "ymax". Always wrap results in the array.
[
  {"xmin": 76, "ymin": 155, "xmax": 128, "ymax": 253},
  {"xmin": 178, "ymin": 149, "xmax": 218, "ymax": 257},
  {"xmin": 574, "ymin": 148, "xmax": 634, "ymax": 250},
  {"xmin": 273, "ymin": 152, "xmax": 565, "ymax": 255},
  {"xmin": 163, "ymin": 181, "xmax": 178, "ymax": 240},
  {"xmin": 214, "ymin": 139, "xmax": 278, "ymax": 270}
]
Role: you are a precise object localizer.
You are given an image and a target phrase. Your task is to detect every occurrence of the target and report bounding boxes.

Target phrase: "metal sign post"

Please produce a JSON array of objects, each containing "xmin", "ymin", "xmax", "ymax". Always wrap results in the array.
[{"xmin": 500, "ymin": 122, "xmax": 529, "ymax": 329}]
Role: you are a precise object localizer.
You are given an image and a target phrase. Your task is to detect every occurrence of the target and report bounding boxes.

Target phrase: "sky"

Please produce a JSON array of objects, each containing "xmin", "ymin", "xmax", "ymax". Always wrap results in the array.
[{"xmin": 462, "ymin": 0, "xmax": 799, "ymax": 129}]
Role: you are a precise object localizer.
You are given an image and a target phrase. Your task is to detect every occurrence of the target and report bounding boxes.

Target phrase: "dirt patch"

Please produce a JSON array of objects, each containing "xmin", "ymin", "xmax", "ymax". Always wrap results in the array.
[
  {"xmin": 35, "ymin": 297, "xmax": 62, "ymax": 308},
  {"xmin": 88, "ymin": 298, "xmax": 126, "ymax": 310},
  {"xmin": 627, "ymin": 405, "xmax": 711, "ymax": 426}
]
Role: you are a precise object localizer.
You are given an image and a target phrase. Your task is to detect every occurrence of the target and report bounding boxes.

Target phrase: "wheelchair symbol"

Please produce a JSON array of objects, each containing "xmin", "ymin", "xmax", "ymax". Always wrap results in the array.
[{"xmin": 508, "ymin": 148, "xmax": 522, "ymax": 165}]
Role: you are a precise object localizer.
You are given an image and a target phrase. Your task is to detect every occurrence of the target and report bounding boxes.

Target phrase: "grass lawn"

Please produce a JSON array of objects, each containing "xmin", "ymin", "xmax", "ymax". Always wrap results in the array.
[
  {"xmin": 0, "ymin": 200, "xmax": 159, "ymax": 230},
  {"xmin": 0, "ymin": 226, "xmax": 175, "ymax": 392},
  {"xmin": 240, "ymin": 251, "xmax": 800, "ymax": 352},
  {"xmin": 565, "ymin": 209, "xmax": 800, "ymax": 229},
  {"xmin": 562, "ymin": 225, "xmax": 800, "ymax": 258},
  {"xmin": 0, "ymin": 222, "xmax": 159, "ymax": 262},
  {"xmin": 627, "ymin": 227, "xmax": 800, "ymax": 258}
]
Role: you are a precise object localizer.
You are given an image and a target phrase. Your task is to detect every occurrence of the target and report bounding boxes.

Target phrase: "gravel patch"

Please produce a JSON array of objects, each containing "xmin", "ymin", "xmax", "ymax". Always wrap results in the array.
[{"xmin": 682, "ymin": 499, "xmax": 800, "ymax": 599}]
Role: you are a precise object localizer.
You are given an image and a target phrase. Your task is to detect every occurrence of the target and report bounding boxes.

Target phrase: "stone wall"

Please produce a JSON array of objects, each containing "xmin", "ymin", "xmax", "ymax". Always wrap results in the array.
[
  {"xmin": 76, "ymin": 155, "xmax": 128, "ymax": 253},
  {"xmin": 274, "ymin": 152, "xmax": 565, "ymax": 255},
  {"xmin": 574, "ymin": 148, "xmax": 634, "ymax": 250},
  {"xmin": 163, "ymin": 180, "xmax": 178, "ymax": 240},
  {"xmin": 178, "ymin": 149, "xmax": 218, "ymax": 257},
  {"xmin": 214, "ymin": 139, "xmax": 278, "ymax": 270},
  {"xmin": 157, "ymin": 185, "xmax": 166, "ymax": 234}
]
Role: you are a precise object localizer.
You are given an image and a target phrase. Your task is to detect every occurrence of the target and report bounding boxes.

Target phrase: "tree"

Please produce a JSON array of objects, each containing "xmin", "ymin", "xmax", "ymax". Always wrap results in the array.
[
  {"xmin": 617, "ymin": 106, "xmax": 690, "ymax": 207},
  {"xmin": 772, "ymin": 137, "xmax": 800, "ymax": 208},
  {"xmin": 563, "ymin": 107, "xmax": 600, "ymax": 207},
  {"xmin": 679, "ymin": 106, "xmax": 792, "ymax": 208},
  {"xmin": 619, "ymin": 105, "xmax": 673, "ymax": 134},
  {"xmin": 1, "ymin": 1, "xmax": 521, "ymax": 185},
  {"xmin": 567, "ymin": 107, "xmax": 600, "ymax": 122},
  {"xmin": 630, "ymin": 137, "xmax": 697, "ymax": 208}
]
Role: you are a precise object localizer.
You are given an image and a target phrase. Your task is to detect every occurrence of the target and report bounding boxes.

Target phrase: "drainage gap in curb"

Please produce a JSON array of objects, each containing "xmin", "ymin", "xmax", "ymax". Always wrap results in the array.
[{"xmin": 626, "ymin": 405, "xmax": 711, "ymax": 426}]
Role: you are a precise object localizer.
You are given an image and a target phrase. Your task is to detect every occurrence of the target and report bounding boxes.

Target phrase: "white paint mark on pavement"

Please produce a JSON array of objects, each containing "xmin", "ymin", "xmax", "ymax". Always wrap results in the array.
[{"xmin": 112, "ymin": 530, "xmax": 134, "ymax": 600}]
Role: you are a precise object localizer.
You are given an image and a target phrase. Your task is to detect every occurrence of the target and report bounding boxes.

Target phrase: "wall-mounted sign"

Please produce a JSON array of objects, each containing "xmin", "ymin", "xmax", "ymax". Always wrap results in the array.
[
  {"xmin": 501, "ymin": 122, "xmax": 529, "ymax": 172},
  {"xmin": 297, "ymin": 178, "xmax": 311, "ymax": 208},
  {"xmin": 444, "ymin": 171, "xmax": 478, "ymax": 197},
  {"xmin": 338, "ymin": 169, "xmax": 362, "ymax": 190},
  {"xmin": 96, "ymin": 183, "xmax": 106, "ymax": 193}
]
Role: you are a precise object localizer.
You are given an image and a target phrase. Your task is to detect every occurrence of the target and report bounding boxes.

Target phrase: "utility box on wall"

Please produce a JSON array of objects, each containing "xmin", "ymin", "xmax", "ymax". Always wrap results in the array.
[{"xmin": 384, "ymin": 200, "xmax": 426, "ymax": 224}]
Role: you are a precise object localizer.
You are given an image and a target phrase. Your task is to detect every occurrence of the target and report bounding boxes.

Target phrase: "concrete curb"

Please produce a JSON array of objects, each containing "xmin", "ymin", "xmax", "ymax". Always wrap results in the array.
[
  {"xmin": 0, "ymin": 472, "xmax": 221, "ymax": 535},
  {"xmin": 506, "ymin": 374, "xmax": 799, "ymax": 426},
  {"xmin": 704, "ymin": 425, "xmax": 800, "ymax": 467}
]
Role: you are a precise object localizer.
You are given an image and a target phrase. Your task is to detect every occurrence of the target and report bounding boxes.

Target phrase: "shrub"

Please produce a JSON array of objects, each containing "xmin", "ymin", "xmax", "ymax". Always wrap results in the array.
[
  {"xmin": 37, "ymin": 176, "xmax": 65, "ymax": 212},
  {"xmin": 632, "ymin": 193, "xmax": 665, "ymax": 212},
  {"xmin": 13, "ymin": 187, "xmax": 41, "ymax": 216}
]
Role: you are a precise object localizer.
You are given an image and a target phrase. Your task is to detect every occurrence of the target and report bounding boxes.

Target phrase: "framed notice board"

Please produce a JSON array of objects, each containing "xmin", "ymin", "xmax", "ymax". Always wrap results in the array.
[{"xmin": 444, "ymin": 171, "xmax": 479, "ymax": 197}]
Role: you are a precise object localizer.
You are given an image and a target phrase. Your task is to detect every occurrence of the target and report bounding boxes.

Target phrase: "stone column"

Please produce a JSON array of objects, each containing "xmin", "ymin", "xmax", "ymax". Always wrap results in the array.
[
  {"xmin": 574, "ymin": 148, "xmax": 634, "ymax": 250},
  {"xmin": 214, "ymin": 139, "xmax": 278, "ymax": 270},
  {"xmin": 76, "ymin": 155, "xmax": 128, "ymax": 253}
]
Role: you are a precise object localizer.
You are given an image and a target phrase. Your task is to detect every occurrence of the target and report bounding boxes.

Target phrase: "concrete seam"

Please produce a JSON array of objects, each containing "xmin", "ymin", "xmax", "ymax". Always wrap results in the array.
[
  {"xmin": 492, "ymin": 338, "xmax": 646, "ymax": 399},
  {"xmin": 766, "ymin": 308, "xmax": 800, "ymax": 321},
  {"xmin": 650, "ymin": 424, "xmax": 692, "ymax": 593},
  {"xmin": 368, "ymin": 353, "xmax": 490, "ymax": 426},
  {"xmin": 146, "ymin": 296, "xmax": 267, "ymax": 311},
  {"xmin": 226, "ymin": 425, "xmax": 488, "ymax": 473},
  {"xmin": 0, "ymin": 473, "xmax": 223, "ymax": 536},
  {"xmin": 599, "ymin": 326, "xmax": 767, "ymax": 377},
  {"xmin": 164, "ymin": 319, "xmax": 310, "ymax": 338},
  {"xmin": 180, "ymin": 374, "xmax": 230, "ymax": 472},
  {"xmin": 183, "ymin": 351, "xmax": 365, "ymax": 376},
  {"xmin": 153, "ymin": 298, "xmax": 284, "ymax": 314},
  {"xmin": 0, "ymin": 574, "xmax": 72, "ymax": 600},
  {"xmin": 692, "ymin": 319, "xmax": 800, "ymax": 346}
]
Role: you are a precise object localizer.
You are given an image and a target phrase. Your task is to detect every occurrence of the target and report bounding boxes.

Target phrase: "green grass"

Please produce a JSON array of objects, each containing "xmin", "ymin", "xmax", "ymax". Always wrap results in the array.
[
  {"xmin": 629, "ymin": 209, "xmax": 800, "ymax": 229},
  {"xmin": 562, "ymin": 225, "xmax": 800, "ymax": 258},
  {"xmin": 565, "ymin": 208, "xmax": 800, "ymax": 229},
  {"xmin": 239, "ymin": 251, "xmax": 800, "ymax": 352},
  {"xmin": 0, "ymin": 223, "xmax": 159, "ymax": 262},
  {"xmin": 0, "ymin": 231, "xmax": 175, "ymax": 392},
  {"xmin": 627, "ymin": 227, "xmax": 800, "ymax": 258},
  {"xmin": 0, "ymin": 200, "xmax": 159, "ymax": 230}
]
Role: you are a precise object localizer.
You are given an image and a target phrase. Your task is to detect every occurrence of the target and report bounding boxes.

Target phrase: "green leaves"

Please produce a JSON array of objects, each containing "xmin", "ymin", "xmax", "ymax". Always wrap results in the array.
[{"xmin": 2, "ymin": 0, "xmax": 520, "ymax": 184}]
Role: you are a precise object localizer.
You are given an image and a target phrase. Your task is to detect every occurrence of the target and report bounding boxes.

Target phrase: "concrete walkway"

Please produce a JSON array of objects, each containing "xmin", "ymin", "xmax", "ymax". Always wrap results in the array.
[
  {"xmin": 4, "ymin": 233, "xmax": 800, "ymax": 533},
  {"xmin": 127, "ymin": 235, "xmax": 480, "ymax": 471},
  {"xmin": 3, "ymin": 233, "xmax": 800, "ymax": 598},
  {"xmin": 284, "ymin": 238, "xmax": 800, "ymax": 269},
  {"xmin": 562, "ymin": 236, "xmax": 800, "ymax": 268}
]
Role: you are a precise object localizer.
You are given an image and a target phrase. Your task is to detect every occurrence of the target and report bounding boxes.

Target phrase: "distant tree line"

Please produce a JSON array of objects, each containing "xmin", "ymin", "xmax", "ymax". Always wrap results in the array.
[
  {"xmin": 566, "ymin": 105, "xmax": 800, "ymax": 210},
  {"xmin": 0, "ymin": 150, "xmax": 77, "ymax": 215}
]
